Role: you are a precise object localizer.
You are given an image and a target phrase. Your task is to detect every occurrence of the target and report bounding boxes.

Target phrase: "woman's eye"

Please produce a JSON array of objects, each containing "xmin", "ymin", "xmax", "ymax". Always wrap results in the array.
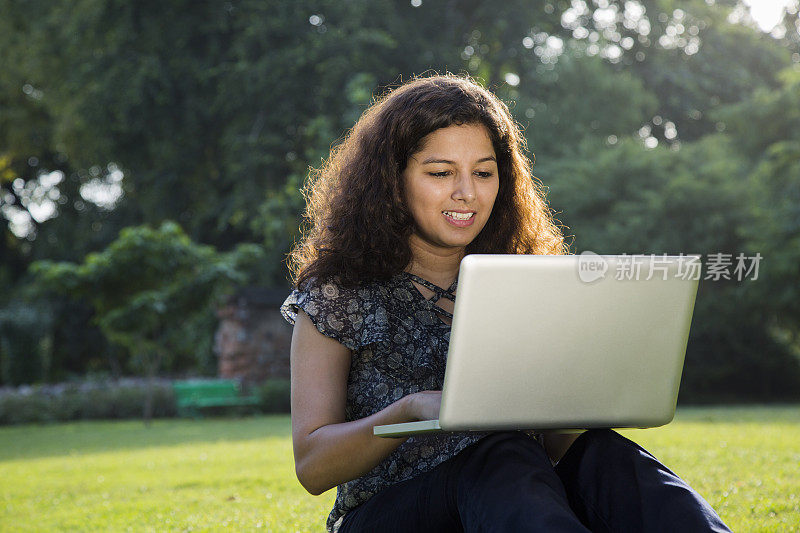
[{"xmin": 426, "ymin": 170, "xmax": 493, "ymax": 178}]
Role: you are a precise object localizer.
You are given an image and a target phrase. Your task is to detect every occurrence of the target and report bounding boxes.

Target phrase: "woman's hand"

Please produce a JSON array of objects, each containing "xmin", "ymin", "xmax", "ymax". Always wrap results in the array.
[{"xmin": 406, "ymin": 390, "xmax": 442, "ymax": 421}]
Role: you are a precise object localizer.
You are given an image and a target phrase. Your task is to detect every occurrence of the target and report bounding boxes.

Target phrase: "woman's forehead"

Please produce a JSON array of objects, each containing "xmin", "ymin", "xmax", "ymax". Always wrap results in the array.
[{"xmin": 413, "ymin": 124, "xmax": 495, "ymax": 157}]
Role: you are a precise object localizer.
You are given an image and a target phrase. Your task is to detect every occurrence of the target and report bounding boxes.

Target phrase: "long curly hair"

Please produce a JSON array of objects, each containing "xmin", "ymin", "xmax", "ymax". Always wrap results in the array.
[{"xmin": 289, "ymin": 74, "xmax": 567, "ymax": 288}]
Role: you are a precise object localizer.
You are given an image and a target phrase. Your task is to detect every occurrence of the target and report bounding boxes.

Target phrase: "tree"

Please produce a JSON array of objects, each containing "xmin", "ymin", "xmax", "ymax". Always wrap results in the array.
[
  {"xmin": 542, "ymin": 133, "xmax": 800, "ymax": 401},
  {"xmin": 32, "ymin": 221, "xmax": 266, "ymax": 422},
  {"xmin": 2, "ymin": 0, "xmax": 798, "ymax": 398},
  {"xmin": 718, "ymin": 67, "xmax": 800, "ymax": 355}
]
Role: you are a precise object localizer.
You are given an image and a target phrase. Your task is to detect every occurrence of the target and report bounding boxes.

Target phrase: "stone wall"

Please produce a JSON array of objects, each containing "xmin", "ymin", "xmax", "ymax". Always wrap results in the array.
[{"xmin": 214, "ymin": 287, "xmax": 292, "ymax": 384}]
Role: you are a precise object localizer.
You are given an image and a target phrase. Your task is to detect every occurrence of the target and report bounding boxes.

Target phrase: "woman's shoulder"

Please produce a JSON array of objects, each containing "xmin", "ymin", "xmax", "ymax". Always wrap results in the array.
[
  {"xmin": 305, "ymin": 273, "xmax": 405, "ymax": 299},
  {"xmin": 295, "ymin": 275, "xmax": 389, "ymax": 305},
  {"xmin": 279, "ymin": 273, "xmax": 403, "ymax": 350}
]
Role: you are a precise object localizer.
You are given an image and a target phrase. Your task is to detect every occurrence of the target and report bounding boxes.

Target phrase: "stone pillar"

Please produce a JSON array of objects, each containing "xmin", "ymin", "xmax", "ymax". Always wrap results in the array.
[{"xmin": 214, "ymin": 287, "xmax": 292, "ymax": 385}]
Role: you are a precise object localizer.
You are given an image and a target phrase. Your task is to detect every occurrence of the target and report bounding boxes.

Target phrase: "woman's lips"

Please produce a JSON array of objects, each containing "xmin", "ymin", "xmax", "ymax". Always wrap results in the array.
[{"xmin": 442, "ymin": 211, "xmax": 476, "ymax": 227}]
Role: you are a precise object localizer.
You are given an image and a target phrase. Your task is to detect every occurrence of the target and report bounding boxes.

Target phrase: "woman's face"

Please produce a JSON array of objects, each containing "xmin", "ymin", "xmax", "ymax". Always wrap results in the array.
[{"xmin": 403, "ymin": 123, "xmax": 500, "ymax": 252}]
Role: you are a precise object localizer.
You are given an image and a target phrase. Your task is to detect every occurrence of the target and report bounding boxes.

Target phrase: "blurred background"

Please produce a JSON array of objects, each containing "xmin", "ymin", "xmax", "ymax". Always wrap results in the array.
[{"xmin": 1, "ymin": 0, "xmax": 799, "ymax": 422}]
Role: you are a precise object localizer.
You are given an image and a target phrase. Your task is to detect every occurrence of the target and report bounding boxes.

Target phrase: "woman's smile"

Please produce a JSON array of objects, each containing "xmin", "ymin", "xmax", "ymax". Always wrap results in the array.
[{"xmin": 442, "ymin": 210, "xmax": 476, "ymax": 227}]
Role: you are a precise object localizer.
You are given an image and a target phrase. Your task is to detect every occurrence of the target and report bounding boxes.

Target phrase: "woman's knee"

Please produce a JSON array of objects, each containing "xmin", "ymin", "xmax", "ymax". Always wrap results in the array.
[
  {"xmin": 473, "ymin": 431, "xmax": 545, "ymax": 456},
  {"xmin": 557, "ymin": 429, "xmax": 665, "ymax": 485},
  {"xmin": 458, "ymin": 431, "xmax": 551, "ymax": 479},
  {"xmin": 576, "ymin": 429, "xmax": 648, "ymax": 464}
]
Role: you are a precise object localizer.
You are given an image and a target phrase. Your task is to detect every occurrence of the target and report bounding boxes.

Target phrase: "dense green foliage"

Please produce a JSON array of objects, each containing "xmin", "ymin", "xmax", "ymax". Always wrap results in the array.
[
  {"xmin": 0, "ymin": 408, "xmax": 798, "ymax": 530},
  {"xmin": 1, "ymin": 0, "xmax": 799, "ymax": 399},
  {"xmin": 31, "ymin": 222, "xmax": 264, "ymax": 378}
]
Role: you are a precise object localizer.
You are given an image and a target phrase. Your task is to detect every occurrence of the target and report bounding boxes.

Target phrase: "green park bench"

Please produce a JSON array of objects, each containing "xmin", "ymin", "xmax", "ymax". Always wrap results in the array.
[{"xmin": 172, "ymin": 379, "xmax": 260, "ymax": 418}]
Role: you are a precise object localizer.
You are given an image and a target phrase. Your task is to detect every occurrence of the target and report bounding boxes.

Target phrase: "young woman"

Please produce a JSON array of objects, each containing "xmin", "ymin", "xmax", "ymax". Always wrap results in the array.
[{"xmin": 281, "ymin": 75, "xmax": 730, "ymax": 533}]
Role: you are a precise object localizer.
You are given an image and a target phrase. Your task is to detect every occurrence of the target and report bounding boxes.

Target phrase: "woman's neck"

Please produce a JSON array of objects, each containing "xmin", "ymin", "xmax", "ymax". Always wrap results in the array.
[{"xmin": 405, "ymin": 234, "xmax": 464, "ymax": 288}]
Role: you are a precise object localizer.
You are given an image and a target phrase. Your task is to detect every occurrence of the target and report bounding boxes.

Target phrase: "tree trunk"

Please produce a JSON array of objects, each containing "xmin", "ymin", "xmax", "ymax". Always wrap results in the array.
[
  {"xmin": 143, "ymin": 367, "xmax": 154, "ymax": 427},
  {"xmin": 142, "ymin": 351, "xmax": 164, "ymax": 427}
]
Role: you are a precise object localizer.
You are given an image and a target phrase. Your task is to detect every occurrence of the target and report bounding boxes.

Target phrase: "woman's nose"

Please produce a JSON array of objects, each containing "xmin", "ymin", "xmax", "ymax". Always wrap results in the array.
[{"xmin": 452, "ymin": 174, "xmax": 476, "ymax": 202}]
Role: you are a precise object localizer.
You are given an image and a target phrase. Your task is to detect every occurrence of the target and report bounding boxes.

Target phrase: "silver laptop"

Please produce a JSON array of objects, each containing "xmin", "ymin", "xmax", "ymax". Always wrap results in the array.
[{"xmin": 374, "ymin": 253, "xmax": 700, "ymax": 438}]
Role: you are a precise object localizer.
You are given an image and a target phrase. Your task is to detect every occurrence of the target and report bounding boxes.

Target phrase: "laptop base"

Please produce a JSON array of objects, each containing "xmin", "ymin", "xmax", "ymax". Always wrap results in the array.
[{"xmin": 374, "ymin": 419, "xmax": 442, "ymax": 437}]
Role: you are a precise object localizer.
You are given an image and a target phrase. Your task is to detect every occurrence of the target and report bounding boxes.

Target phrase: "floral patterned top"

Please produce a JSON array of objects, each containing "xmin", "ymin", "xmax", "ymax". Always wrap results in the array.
[{"xmin": 280, "ymin": 271, "xmax": 486, "ymax": 532}]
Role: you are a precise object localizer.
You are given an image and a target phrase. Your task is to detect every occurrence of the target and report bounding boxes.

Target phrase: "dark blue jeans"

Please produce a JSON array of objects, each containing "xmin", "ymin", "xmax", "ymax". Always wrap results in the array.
[{"xmin": 338, "ymin": 430, "xmax": 731, "ymax": 532}]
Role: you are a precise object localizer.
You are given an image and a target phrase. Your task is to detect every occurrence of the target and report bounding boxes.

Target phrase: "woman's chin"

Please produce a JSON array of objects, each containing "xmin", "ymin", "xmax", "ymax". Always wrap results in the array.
[
  {"xmin": 435, "ymin": 233, "xmax": 480, "ymax": 249},
  {"xmin": 410, "ymin": 226, "xmax": 484, "ymax": 251}
]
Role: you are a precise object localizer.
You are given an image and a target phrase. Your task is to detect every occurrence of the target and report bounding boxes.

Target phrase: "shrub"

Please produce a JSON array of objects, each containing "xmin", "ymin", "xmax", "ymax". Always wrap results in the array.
[
  {"xmin": 0, "ymin": 377, "xmax": 295, "ymax": 425},
  {"xmin": 0, "ymin": 379, "xmax": 177, "ymax": 425},
  {"xmin": 258, "ymin": 378, "xmax": 291, "ymax": 413}
]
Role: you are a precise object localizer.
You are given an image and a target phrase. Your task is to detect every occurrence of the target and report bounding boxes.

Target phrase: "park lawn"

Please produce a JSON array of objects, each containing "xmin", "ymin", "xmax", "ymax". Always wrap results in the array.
[{"xmin": 0, "ymin": 407, "xmax": 797, "ymax": 532}]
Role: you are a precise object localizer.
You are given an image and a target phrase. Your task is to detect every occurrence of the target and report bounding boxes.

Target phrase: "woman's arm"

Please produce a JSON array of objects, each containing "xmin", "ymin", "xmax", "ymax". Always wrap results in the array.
[{"xmin": 290, "ymin": 310, "xmax": 438, "ymax": 495}]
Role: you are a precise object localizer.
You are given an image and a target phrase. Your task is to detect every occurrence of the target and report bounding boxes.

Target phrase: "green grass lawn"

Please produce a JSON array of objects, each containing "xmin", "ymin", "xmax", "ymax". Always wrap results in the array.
[{"xmin": 0, "ymin": 406, "xmax": 798, "ymax": 532}]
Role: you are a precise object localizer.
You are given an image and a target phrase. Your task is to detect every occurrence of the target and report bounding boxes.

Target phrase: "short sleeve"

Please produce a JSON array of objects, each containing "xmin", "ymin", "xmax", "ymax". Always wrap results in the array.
[{"xmin": 280, "ymin": 278, "xmax": 388, "ymax": 351}]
